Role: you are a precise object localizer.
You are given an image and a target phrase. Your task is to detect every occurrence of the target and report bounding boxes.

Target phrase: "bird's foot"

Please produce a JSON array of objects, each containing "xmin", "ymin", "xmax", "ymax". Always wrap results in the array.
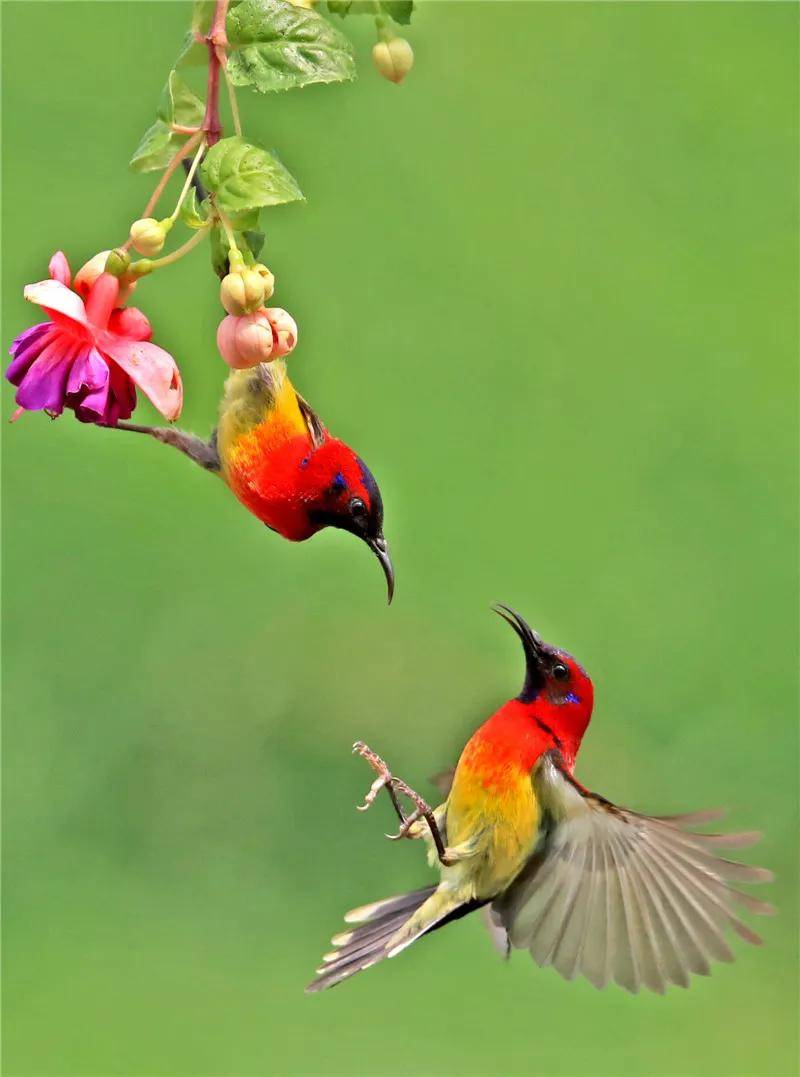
[{"xmin": 353, "ymin": 741, "xmax": 451, "ymax": 864}]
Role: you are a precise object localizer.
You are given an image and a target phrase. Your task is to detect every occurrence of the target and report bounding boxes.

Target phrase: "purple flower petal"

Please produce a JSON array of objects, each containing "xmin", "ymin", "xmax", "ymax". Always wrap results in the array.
[
  {"xmin": 66, "ymin": 345, "xmax": 109, "ymax": 396},
  {"xmin": 9, "ymin": 321, "xmax": 51, "ymax": 357},
  {"xmin": 73, "ymin": 379, "xmax": 111, "ymax": 424},
  {"xmin": 6, "ymin": 324, "xmax": 55, "ymax": 385},
  {"xmin": 14, "ymin": 338, "xmax": 73, "ymax": 414},
  {"xmin": 104, "ymin": 362, "xmax": 137, "ymax": 424}
]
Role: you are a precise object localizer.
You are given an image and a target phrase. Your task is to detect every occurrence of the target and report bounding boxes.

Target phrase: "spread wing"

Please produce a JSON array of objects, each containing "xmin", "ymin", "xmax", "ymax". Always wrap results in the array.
[{"xmin": 490, "ymin": 754, "xmax": 775, "ymax": 994}]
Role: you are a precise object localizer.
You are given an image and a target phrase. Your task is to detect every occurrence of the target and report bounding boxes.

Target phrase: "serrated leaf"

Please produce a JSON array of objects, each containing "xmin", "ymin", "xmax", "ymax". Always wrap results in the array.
[
  {"xmin": 157, "ymin": 71, "xmax": 205, "ymax": 127},
  {"xmin": 130, "ymin": 121, "xmax": 180, "ymax": 173},
  {"xmin": 227, "ymin": 0, "xmax": 356, "ymax": 94},
  {"xmin": 200, "ymin": 136, "xmax": 304, "ymax": 215},
  {"xmin": 326, "ymin": 0, "xmax": 352, "ymax": 14},
  {"xmin": 180, "ymin": 188, "xmax": 210, "ymax": 229}
]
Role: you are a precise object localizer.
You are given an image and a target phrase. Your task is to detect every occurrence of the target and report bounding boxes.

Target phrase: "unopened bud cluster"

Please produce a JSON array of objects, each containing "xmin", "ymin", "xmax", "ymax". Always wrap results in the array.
[
  {"xmin": 216, "ymin": 258, "xmax": 297, "ymax": 370},
  {"xmin": 219, "ymin": 262, "xmax": 275, "ymax": 316}
]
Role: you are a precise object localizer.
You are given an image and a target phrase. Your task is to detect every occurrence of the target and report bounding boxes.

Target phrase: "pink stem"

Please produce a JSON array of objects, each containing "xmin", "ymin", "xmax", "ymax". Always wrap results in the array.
[{"xmin": 202, "ymin": 0, "xmax": 230, "ymax": 147}]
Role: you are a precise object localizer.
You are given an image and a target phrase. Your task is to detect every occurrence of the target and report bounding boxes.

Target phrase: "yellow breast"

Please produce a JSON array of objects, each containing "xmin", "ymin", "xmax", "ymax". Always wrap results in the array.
[
  {"xmin": 216, "ymin": 360, "xmax": 308, "ymax": 470},
  {"xmin": 445, "ymin": 763, "xmax": 541, "ymax": 899}
]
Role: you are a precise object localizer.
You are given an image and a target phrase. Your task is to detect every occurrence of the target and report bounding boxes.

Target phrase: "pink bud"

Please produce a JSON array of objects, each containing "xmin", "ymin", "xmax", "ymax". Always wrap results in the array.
[
  {"xmin": 264, "ymin": 308, "xmax": 298, "ymax": 358},
  {"xmin": 216, "ymin": 311, "xmax": 275, "ymax": 369},
  {"xmin": 108, "ymin": 307, "xmax": 152, "ymax": 342}
]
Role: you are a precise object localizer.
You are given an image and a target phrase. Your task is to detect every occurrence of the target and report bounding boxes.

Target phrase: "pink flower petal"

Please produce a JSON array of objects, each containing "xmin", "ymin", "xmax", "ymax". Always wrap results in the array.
[
  {"xmin": 48, "ymin": 251, "xmax": 72, "ymax": 287},
  {"xmin": 108, "ymin": 307, "xmax": 152, "ymax": 342},
  {"xmin": 24, "ymin": 279, "xmax": 88, "ymax": 328},
  {"xmin": 98, "ymin": 333, "xmax": 183, "ymax": 421}
]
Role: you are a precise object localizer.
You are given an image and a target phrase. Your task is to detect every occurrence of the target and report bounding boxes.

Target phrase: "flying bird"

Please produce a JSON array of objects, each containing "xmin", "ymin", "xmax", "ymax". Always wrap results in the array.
[
  {"xmin": 308, "ymin": 605, "xmax": 773, "ymax": 993},
  {"xmin": 112, "ymin": 359, "xmax": 394, "ymax": 600}
]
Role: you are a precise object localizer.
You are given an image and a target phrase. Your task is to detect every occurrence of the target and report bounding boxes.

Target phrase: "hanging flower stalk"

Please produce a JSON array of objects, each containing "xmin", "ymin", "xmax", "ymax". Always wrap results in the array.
[{"xmin": 6, "ymin": 0, "xmax": 418, "ymax": 426}]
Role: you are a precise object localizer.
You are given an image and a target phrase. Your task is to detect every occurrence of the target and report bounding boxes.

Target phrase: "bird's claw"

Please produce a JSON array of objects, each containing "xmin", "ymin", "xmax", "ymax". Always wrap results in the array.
[
  {"xmin": 356, "ymin": 773, "xmax": 391, "ymax": 812},
  {"xmin": 386, "ymin": 807, "xmax": 423, "ymax": 841},
  {"xmin": 352, "ymin": 740, "xmax": 450, "ymax": 864}
]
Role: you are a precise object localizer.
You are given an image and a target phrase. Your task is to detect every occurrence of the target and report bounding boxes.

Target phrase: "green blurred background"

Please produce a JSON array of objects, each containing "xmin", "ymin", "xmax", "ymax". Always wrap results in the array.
[{"xmin": 2, "ymin": 3, "xmax": 798, "ymax": 1075}]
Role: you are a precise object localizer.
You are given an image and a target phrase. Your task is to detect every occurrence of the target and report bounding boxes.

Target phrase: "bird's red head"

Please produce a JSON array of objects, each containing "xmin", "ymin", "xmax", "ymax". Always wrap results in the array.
[
  {"xmin": 494, "ymin": 604, "xmax": 594, "ymax": 767},
  {"xmin": 296, "ymin": 437, "xmax": 394, "ymax": 601}
]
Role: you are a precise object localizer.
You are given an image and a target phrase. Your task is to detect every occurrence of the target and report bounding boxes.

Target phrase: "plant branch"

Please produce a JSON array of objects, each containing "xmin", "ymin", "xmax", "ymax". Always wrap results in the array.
[
  {"xmin": 142, "ymin": 224, "xmax": 212, "ymax": 271},
  {"xmin": 202, "ymin": 0, "xmax": 230, "ymax": 147},
  {"xmin": 219, "ymin": 46, "xmax": 242, "ymax": 138},
  {"xmin": 168, "ymin": 137, "xmax": 207, "ymax": 223},
  {"xmin": 124, "ymin": 130, "xmax": 204, "ymax": 252}
]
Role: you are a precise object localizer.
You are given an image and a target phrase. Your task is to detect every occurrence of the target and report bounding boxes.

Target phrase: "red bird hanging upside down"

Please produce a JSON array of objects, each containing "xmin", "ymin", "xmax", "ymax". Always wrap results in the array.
[
  {"xmin": 308, "ymin": 605, "xmax": 774, "ymax": 993},
  {"xmin": 111, "ymin": 358, "xmax": 394, "ymax": 601}
]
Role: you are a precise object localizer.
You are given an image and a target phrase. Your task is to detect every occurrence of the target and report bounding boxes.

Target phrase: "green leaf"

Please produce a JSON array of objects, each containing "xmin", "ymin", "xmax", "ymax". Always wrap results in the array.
[
  {"xmin": 327, "ymin": 0, "xmax": 413, "ymax": 22},
  {"xmin": 242, "ymin": 229, "xmax": 266, "ymax": 261},
  {"xmin": 191, "ymin": 0, "xmax": 216, "ymax": 34},
  {"xmin": 180, "ymin": 188, "xmax": 210, "ymax": 229},
  {"xmin": 175, "ymin": 30, "xmax": 207, "ymax": 68},
  {"xmin": 227, "ymin": 0, "xmax": 356, "ymax": 94},
  {"xmin": 379, "ymin": 1, "xmax": 413, "ymax": 24},
  {"xmin": 130, "ymin": 121, "xmax": 179, "ymax": 173},
  {"xmin": 200, "ymin": 136, "xmax": 304, "ymax": 214},
  {"xmin": 130, "ymin": 72, "xmax": 204, "ymax": 173},
  {"xmin": 227, "ymin": 207, "xmax": 261, "ymax": 230},
  {"xmin": 210, "ymin": 225, "xmax": 230, "ymax": 279},
  {"xmin": 157, "ymin": 71, "xmax": 205, "ymax": 127}
]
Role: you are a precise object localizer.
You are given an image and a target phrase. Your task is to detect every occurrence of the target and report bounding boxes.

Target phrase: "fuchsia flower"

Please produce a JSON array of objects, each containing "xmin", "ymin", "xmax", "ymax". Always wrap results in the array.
[{"xmin": 6, "ymin": 251, "xmax": 182, "ymax": 425}]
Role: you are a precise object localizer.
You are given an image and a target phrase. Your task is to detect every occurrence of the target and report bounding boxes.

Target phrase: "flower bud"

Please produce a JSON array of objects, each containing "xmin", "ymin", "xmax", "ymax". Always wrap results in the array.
[
  {"xmin": 217, "ymin": 311, "xmax": 275, "ymax": 369},
  {"xmin": 220, "ymin": 270, "xmax": 268, "ymax": 315},
  {"xmin": 253, "ymin": 264, "xmax": 275, "ymax": 301},
  {"xmin": 74, "ymin": 250, "xmax": 112, "ymax": 298},
  {"xmin": 372, "ymin": 37, "xmax": 414, "ymax": 85},
  {"xmin": 129, "ymin": 218, "xmax": 168, "ymax": 257},
  {"xmin": 220, "ymin": 273, "xmax": 247, "ymax": 315},
  {"xmin": 264, "ymin": 307, "xmax": 298, "ymax": 358},
  {"xmin": 104, "ymin": 248, "xmax": 131, "ymax": 278}
]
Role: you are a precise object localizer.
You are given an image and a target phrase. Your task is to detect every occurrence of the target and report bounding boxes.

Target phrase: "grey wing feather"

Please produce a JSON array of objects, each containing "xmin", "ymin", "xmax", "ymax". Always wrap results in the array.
[{"xmin": 492, "ymin": 754, "xmax": 775, "ymax": 994}]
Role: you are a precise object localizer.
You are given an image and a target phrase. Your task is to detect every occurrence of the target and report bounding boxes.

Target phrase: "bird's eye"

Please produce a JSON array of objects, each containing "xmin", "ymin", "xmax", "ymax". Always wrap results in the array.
[
  {"xmin": 349, "ymin": 497, "xmax": 367, "ymax": 519},
  {"xmin": 552, "ymin": 662, "xmax": 569, "ymax": 681}
]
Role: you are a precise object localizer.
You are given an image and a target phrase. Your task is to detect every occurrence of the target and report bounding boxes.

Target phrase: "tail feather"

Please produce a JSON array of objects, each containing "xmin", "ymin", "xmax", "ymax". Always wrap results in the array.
[{"xmin": 307, "ymin": 886, "xmax": 437, "ymax": 993}]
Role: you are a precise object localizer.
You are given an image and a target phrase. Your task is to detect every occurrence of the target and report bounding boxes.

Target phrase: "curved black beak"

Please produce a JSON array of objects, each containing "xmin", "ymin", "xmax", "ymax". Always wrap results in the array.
[
  {"xmin": 492, "ymin": 603, "xmax": 545, "ymax": 701},
  {"xmin": 368, "ymin": 535, "xmax": 395, "ymax": 604}
]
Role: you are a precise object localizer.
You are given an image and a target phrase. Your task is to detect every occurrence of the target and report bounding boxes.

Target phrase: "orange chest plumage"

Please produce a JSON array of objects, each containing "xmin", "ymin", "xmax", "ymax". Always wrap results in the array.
[
  {"xmin": 444, "ymin": 707, "xmax": 552, "ymax": 890},
  {"xmin": 224, "ymin": 415, "xmax": 316, "ymax": 541}
]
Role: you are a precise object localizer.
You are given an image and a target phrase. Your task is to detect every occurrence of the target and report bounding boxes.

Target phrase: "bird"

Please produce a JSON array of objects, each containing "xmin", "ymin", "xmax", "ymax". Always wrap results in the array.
[
  {"xmin": 111, "ymin": 358, "xmax": 394, "ymax": 600},
  {"xmin": 307, "ymin": 604, "xmax": 774, "ymax": 993}
]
